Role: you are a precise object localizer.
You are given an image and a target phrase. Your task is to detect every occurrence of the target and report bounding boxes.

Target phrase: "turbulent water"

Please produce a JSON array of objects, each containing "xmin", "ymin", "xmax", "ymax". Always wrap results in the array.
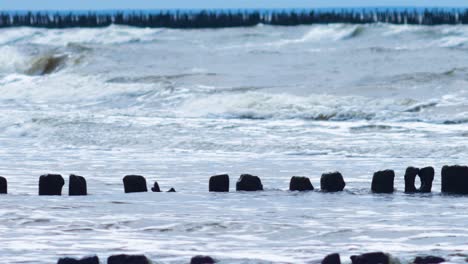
[{"xmin": 1, "ymin": 23, "xmax": 468, "ymax": 263}]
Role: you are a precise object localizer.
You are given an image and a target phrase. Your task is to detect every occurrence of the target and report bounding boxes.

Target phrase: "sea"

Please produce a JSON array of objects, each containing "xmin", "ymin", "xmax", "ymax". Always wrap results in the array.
[{"xmin": 1, "ymin": 14, "xmax": 468, "ymax": 264}]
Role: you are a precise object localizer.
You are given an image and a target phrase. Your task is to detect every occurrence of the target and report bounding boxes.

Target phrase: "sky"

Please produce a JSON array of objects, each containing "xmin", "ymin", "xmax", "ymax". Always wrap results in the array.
[{"xmin": 0, "ymin": 0, "xmax": 467, "ymax": 10}]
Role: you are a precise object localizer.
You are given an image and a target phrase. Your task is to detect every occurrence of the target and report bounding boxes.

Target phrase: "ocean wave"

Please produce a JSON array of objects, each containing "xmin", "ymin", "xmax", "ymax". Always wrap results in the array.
[
  {"xmin": 106, "ymin": 73, "xmax": 217, "ymax": 84},
  {"xmin": 0, "ymin": 25, "xmax": 165, "ymax": 46},
  {"xmin": 297, "ymin": 24, "xmax": 366, "ymax": 42},
  {"xmin": 289, "ymin": 24, "xmax": 468, "ymax": 49},
  {"xmin": 175, "ymin": 90, "xmax": 468, "ymax": 124},
  {"xmin": 0, "ymin": 27, "xmax": 39, "ymax": 45},
  {"xmin": 443, "ymin": 119, "xmax": 468, "ymax": 124},
  {"xmin": 346, "ymin": 25, "xmax": 367, "ymax": 39},
  {"xmin": 215, "ymin": 24, "xmax": 468, "ymax": 53},
  {"xmin": 273, "ymin": 24, "xmax": 366, "ymax": 46},
  {"xmin": 404, "ymin": 101, "xmax": 438, "ymax": 113},
  {"xmin": 2, "ymin": 24, "xmax": 468, "ymax": 50},
  {"xmin": 367, "ymin": 68, "xmax": 468, "ymax": 87},
  {"xmin": 383, "ymin": 24, "xmax": 468, "ymax": 48},
  {"xmin": 178, "ymin": 92, "xmax": 397, "ymax": 121},
  {"xmin": 0, "ymin": 45, "xmax": 87, "ymax": 76},
  {"xmin": 436, "ymin": 36, "xmax": 468, "ymax": 48},
  {"xmin": 1, "ymin": 66, "xmax": 467, "ymax": 125},
  {"xmin": 0, "ymin": 46, "xmax": 29, "ymax": 74},
  {"xmin": 368, "ymin": 46, "xmax": 410, "ymax": 53},
  {"xmin": 219, "ymin": 24, "xmax": 367, "ymax": 50},
  {"xmin": 24, "ymin": 54, "xmax": 68, "ymax": 76},
  {"xmin": 349, "ymin": 124, "xmax": 409, "ymax": 133},
  {"xmin": 2, "ymin": 67, "xmax": 465, "ymax": 124}
]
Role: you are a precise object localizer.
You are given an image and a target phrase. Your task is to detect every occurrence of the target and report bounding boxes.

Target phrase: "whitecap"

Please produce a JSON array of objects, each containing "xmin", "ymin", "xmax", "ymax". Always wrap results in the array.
[
  {"xmin": 0, "ymin": 46, "xmax": 29, "ymax": 74},
  {"xmin": 28, "ymin": 25, "xmax": 164, "ymax": 46}
]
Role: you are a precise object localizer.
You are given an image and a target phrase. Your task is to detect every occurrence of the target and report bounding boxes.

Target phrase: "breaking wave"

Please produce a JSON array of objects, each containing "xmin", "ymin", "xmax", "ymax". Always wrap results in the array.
[
  {"xmin": 1, "ymin": 24, "xmax": 468, "ymax": 49},
  {"xmin": 267, "ymin": 25, "xmax": 366, "ymax": 47},
  {"xmin": 1, "ymin": 23, "xmax": 468, "ymax": 126},
  {"xmin": 295, "ymin": 25, "xmax": 367, "ymax": 42},
  {"xmin": 25, "ymin": 54, "xmax": 68, "ymax": 76},
  {"xmin": 177, "ymin": 91, "xmax": 461, "ymax": 123},
  {"xmin": 0, "ymin": 25, "xmax": 165, "ymax": 46},
  {"xmin": 0, "ymin": 45, "xmax": 86, "ymax": 76},
  {"xmin": 0, "ymin": 46, "xmax": 28, "ymax": 74}
]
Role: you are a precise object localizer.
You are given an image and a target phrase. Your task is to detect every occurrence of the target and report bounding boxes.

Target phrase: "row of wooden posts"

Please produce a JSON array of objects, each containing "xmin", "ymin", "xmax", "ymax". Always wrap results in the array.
[
  {"xmin": 0, "ymin": 165, "xmax": 467, "ymax": 195},
  {"xmin": 56, "ymin": 250, "xmax": 446, "ymax": 264},
  {"xmin": 58, "ymin": 254, "xmax": 215, "ymax": 264}
]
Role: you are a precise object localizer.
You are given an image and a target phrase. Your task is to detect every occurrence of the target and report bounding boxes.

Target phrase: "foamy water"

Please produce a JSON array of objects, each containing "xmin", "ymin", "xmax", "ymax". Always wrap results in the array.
[{"xmin": 1, "ymin": 23, "xmax": 468, "ymax": 263}]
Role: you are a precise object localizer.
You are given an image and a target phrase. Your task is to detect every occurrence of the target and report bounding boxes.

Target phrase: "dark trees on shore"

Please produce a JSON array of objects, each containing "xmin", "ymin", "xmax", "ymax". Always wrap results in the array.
[{"xmin": 0, "ymin": 9, "xmax": 467, "ymax": 29}]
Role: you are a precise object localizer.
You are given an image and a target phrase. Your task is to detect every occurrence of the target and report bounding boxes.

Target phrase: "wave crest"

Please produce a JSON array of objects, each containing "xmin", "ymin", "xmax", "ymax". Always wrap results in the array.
[
  {"xmin": 0, "ymin": 45, "xmax": 87, "ymax": 76},
  {"xmin": 179, "ymin": 92, "xmax": 388, "ymax": 121},
  {"xmin": 274, "ymin": 25, "xmax": 366, "ymax": 46},
  {"xmin": 0, "ymin": 25, "xmax": 164, "ymax": 46},
  {"xmin": 176, "ymin": 90, "xmax": 468, "ymax": 124},
  {"xmin": 25, "ymin": 54, "xmax": 68, "ymax": 76}
]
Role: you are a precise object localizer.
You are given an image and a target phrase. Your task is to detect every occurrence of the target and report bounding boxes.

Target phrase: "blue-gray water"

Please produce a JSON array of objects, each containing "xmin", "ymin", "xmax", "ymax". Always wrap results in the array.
[{"xmin": 1, "ymin": 24, "xmax": 468, "ymax": 263}]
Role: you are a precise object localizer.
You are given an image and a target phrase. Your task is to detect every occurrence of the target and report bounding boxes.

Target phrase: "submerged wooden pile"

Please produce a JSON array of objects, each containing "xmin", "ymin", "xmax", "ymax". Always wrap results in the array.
[{"xmin": 1, "ymin": 9, "xmax": 468, "ymax": 28}]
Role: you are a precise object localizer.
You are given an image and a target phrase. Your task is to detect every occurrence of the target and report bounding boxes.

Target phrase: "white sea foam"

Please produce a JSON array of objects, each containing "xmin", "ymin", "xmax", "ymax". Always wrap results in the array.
[
  {"xmin": 436, "ymin": 36, "xmax": 468, "ymax": 48},
  {"xmin": 0, "ymin": 46, "xmax": 29, "ymax": 73},
  {"xmin": 0, "ymin": 27, "xmax": 39, "ymax": 45}
]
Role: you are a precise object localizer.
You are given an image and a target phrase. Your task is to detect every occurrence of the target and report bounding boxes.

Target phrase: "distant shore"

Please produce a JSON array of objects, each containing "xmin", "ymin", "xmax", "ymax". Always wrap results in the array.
[{"xmin": 1, "ymin": 8, "xmax": 468, "ymax": 28}]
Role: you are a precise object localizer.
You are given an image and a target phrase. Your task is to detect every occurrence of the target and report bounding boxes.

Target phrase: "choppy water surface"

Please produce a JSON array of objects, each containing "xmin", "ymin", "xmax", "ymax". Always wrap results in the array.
[{"xmin": 1, "ymin": 23, "xmax": 468, "ymax": 263}]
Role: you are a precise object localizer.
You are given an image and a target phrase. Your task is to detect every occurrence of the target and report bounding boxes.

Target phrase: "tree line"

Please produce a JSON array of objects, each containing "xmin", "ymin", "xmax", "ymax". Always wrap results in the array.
[{"xmin": 0, "ymin": 9, "xmax": 467, "ymax": 28}]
